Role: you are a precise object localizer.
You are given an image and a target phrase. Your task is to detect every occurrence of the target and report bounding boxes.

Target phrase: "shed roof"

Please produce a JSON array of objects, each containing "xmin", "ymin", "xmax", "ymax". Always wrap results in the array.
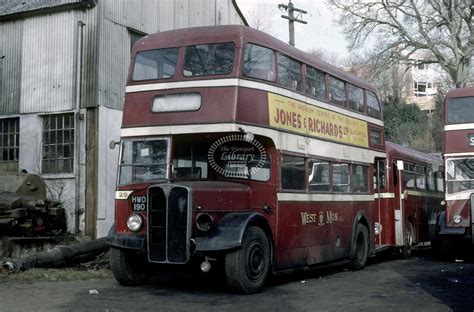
[{"xmin": 0, "ymin": 0, "xmax": 96, "ymax": 19}]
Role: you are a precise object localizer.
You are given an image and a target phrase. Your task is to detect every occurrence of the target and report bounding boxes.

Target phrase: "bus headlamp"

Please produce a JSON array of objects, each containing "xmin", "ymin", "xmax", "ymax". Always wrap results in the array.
[
  {"xmin": 374, "ymin": 222, "xmax": 382, "ymax": 235},
  {"xmin": 127, "ymin": 214, "xmax": 143, "ymax": 232},
  {"xmin": 196, "ymin": 213, "xmax": 214, "ymax": 232},
  {"xmin": 453, "ymin": 214, "xmax": 462, "ymax": 224}
]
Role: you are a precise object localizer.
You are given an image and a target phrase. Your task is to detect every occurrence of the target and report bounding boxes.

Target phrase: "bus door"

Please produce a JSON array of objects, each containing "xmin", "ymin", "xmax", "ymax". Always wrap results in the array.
[
  {"xmin": 471, "ymin": 194, "xmax": 474, "ymax": 245},
  {"xmin": 374, "ymin": 158, "xmax": 386, "ymax": 247},
  {"xmin": 394, "ymin": 160, "xmax": 406, "ymax": 246}
]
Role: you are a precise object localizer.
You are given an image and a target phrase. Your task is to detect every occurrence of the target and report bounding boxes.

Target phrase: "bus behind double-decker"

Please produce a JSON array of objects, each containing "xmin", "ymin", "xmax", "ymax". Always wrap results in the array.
[
  {"xmin": 107, "ymin": 25, "xmax": 385, "ymax": 293},
  {"xmin": 442, "ymin": 86, "xmax": 474, "ymax": 247},
  {"xmin": 375, "ymin": 142, "xmax": 445, "ymax": 257}
]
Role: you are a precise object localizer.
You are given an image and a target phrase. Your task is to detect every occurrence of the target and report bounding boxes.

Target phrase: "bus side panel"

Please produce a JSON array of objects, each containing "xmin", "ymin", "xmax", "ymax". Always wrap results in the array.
[
  {"xmin": 333, "ymin": 201, "xmax": 373, "ymax": 259},
  {"xmin": 375, "ymin": 198, "xmax": 396, "ymax": 247},
  {"xmin": 444, "ymin": 130, "xmax": 473, "ymax": 154},
  {"xmin": 275, "ymin": 200, "xmax": 332, "ymax": 270},
  {"xmin": 274, "ymin": 200, "xmax": 371, "ymax": 270},
  {"xmin": 122, "ymin": 87, "xmax": 239, "ymax": 128}
]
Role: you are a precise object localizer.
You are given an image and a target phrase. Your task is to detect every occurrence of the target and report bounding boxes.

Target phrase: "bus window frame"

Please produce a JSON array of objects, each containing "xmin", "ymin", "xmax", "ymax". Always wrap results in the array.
[
  {"xmin": 130, "ymin": 46, "xmax": 181, "ymax": 83},
  {"xmin": 276, "ymin": 52, "xmax": 304, "ymax": 93},
  {"xmin": 307, "ymin": 158, "xmax": 331, "ymax": 193},
  {"xmin": 280, "ymin": 153, "xmax": 307, "ymax": 192},
  {"xmin": 242, "ymin": 42, "xmax": 277, "ymax": 82},
  {"xmin": 183, "ymin": 41, "xmax": 236, "ymax": 77},
  {"xmin": 328, "ymin": 75, "xmax": 348, "ymax": 107},
  {"xmin": 351, "ymin": 163, "xmax": 370, "ymax": 193}
]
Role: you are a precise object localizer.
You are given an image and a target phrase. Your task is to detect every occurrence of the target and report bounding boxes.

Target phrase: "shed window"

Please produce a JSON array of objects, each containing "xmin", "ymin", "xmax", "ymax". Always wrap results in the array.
[
  {"xmin": 0, "ymin": 118, "xmax": 19, "ymax": 172},
  {"xmin": 42, "ymin": 114, "xmax": 74, "ymax": 174}
]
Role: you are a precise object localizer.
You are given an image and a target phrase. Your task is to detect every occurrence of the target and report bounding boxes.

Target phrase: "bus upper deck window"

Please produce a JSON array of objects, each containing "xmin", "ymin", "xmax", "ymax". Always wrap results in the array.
[
  {"xmin": 132, "ymin": 48, "xmax": 179, "ymax": 81},
  {"xmin": 184, "ymin": 42, "xmax": 235, "ymax": 76},
  {"xmin": 367, "ymin": 91, "xmax": 382, "ymax": 119},
  {"xmin": 328, "ymin": 76, "xmax": 346, "ymax": 106},
  {"xmin": 305, "ymin": 66, "xmax": 325, "ymax": 101},
  {"xmin": 347, "ymin": 84, "xmax": 365, "ymax": 113},
  {"xmin": 447, "ymin": 97, "xmax": 474, "ymax": 124},
  {"xmin": 243, "ymin": 44, "xmax": 275, "ymax": 81},
  {"xmin": 278, "ymin": 54, "xmax": 303, "ymax": 92}
]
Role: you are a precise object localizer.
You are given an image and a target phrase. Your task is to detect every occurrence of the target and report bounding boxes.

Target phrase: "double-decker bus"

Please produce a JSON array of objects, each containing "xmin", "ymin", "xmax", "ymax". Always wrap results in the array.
[
  {"xmin": 374, "ymin": 142, "xmax": 444, "ymax": 257},
  {"xmin": 108, "ymin": 25, "xmax": 386, "ymax": 294},
  {"xmin": 441, "ymin": 87, "xmax": 474, "ymax": 247}
]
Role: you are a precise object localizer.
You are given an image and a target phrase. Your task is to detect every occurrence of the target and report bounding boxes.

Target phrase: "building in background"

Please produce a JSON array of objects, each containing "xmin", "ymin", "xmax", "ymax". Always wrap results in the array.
[
  {"xmin": 0, "ymin": 0, "xmax": 246, "ymax": 238},
  {"xmin": 404, "ymin": 51, "xmax": 447, "ymax": 112}
]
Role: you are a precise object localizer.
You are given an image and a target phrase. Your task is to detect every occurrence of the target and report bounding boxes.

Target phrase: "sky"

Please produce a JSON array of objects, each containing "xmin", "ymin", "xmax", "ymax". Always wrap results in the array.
[{"xmin": 236, "ymin": 0, "xmax": 349, "ymax": 57}]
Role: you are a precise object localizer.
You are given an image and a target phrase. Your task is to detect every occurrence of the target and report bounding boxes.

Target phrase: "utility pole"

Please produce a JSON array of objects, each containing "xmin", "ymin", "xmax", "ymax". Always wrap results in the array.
[{"xmin": 278, "ymin": 0, "xmax": 307, "ymax": 47}]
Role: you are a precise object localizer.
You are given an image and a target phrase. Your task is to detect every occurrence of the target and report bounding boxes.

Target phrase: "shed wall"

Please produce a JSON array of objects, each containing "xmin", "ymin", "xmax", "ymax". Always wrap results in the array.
[
  {"xmin": 0, "ymin": 19, "xmax": 22, "ymax": 115},
  {"xmin": 20, "ymin": 11, "xmax": 76, "ymax": 113}
]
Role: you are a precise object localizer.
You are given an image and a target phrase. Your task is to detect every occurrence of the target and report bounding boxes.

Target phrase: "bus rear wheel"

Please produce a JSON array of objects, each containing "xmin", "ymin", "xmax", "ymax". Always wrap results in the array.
[
  {"xmin": 110, "ymin": 248, "xmax": 150, "ymax": 286},
  {"xmin": 225, "ymin": 226, "xmax": 270, "ymax": 294},
  {"xmin": 349, "ymin": 224, "xmax": 369, "ymax": 270},
  {"xmin": 401, "ymin": 221, "xmax": 415, "ymax": 259}
]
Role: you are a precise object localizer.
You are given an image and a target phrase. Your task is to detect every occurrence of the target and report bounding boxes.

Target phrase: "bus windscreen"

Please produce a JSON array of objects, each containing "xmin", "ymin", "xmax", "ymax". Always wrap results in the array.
[{"xmin": 447, "ymin": 97, "xmax": 474, "ymax": 124}]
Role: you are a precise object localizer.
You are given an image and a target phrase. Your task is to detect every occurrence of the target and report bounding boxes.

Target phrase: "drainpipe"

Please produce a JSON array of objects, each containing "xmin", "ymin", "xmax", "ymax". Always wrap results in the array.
[{"xmin": 74, "ymin": 21, "xmax": 85, "ymax": 234}]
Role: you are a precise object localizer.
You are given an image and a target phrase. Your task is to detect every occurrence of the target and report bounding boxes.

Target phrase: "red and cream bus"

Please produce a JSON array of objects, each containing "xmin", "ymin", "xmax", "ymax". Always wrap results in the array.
[
  {"xmin": 441, "ymin": 87, "xmax": 474, "ymax": 246},
  {"xmin": 374, "ymin": 142, "xmax": 444, "ymax": 257},
  {"xmin": 108, "ymin": 25, "xmax": 386, "ymax": 293}
]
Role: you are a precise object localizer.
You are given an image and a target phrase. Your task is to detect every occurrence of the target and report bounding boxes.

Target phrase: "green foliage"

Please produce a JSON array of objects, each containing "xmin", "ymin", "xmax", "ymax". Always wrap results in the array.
[{"xmin": 382, "ymin": 97, "xmax": 444, "ymax": 153}]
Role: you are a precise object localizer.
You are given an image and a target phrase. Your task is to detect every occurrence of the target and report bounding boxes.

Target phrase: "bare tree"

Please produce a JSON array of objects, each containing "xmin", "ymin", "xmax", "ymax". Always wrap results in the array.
[
  {"xmin": 343, "ymin": 48, "xmax": 409, "ymax": 102},
  {"xmin": 246, "ymin": 1, "xmax": 273, "ymax": 32},
  {"xmin": 327, "ymin": 0, "xmax": 473, "ymax": 88},
  {"xmin": 307, "ymin": 47, "xmax": 343, "ymax": 66}
]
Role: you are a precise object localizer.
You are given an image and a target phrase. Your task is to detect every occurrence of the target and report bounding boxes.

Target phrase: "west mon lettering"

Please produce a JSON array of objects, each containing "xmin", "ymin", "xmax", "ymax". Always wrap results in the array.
[
  {"xmin": 301, "ymin": 211, "xmax": 342, "ymax": 226},
  {"xmin": 300, "ymin": 212, "xmax": 318, "ymax": 226}
]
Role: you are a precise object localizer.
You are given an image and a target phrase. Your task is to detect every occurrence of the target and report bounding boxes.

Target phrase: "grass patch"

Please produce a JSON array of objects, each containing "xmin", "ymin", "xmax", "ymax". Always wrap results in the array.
[{"xmin": 0, "ymin": 267, "xmax": 112, "ymax": 283}]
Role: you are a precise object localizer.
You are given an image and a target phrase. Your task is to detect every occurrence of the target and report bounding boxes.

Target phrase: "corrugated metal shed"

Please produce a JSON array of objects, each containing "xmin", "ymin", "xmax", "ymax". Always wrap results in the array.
[
  {"xmin": 0, "ymin": 0, "xmax": 96, "ymax": 18},
  {"xmin": 20, "ymin": 11, "xmax": 76, "ymax": 113},
  {"xmin": 0, "ymin": 19, "xmax": 22, "ymax": 115},
  {"xmin": 1, "ymin": 0, "xmax": 246, "ymax": 112}
]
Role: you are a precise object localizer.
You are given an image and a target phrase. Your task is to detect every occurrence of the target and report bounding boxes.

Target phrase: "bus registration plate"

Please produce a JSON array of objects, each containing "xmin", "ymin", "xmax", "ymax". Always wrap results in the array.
[{"xmin": 131, "ymin": 195, "xmax": 147, "ymax": 211}]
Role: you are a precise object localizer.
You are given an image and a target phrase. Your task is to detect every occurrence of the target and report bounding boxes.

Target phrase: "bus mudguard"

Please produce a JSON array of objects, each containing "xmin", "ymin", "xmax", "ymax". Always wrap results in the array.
[
  {"xmin": 106, "ymin": 225, "xmax": 146, "ymax": 250},
  {"xmin": 437, "ymin": 211, "xmax": 466, "ymax": 235},
  {"xmin": 195, "ymin": 212, "xmax": 270, "ymax": 252},
  {"xmin": 349, "ymin": 211, "xmax": 372, "ymax": 259}
]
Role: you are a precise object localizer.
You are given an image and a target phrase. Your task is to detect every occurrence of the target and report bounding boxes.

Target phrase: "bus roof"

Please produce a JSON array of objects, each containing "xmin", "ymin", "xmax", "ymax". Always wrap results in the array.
[
  {"xmin": 446, "ymin": 86, "xmax": 474, "ymax": 99},
  {"xmin": 133, "ymin": 25, "xmax": 378, "ymax": 94},
  {"xmin": 385, "ymin": 141, "xmax": 442, "ymax": 166}
]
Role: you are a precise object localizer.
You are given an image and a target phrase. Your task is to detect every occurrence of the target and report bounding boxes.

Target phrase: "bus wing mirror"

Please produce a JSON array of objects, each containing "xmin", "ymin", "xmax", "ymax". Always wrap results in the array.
[
  {"xmin": 109, "ymin": 140, "xmax": 119, "ymax": 150},
  {"xmin": 396, "ymin": 160, "xmax": 404, "ymax": 170}
]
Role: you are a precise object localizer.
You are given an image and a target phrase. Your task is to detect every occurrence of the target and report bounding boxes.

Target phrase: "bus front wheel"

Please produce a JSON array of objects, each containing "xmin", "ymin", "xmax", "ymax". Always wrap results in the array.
[
  {"xmin": 110, "ymin": 248, "xmax": 150, "ymax": 286},
  {"xmin": 225, "ymin": 226, "xmax": 270, "ymax": 294},
  {"xmin": 349, "ymin": 224, "xmax": 369, "ymax": 270}
]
